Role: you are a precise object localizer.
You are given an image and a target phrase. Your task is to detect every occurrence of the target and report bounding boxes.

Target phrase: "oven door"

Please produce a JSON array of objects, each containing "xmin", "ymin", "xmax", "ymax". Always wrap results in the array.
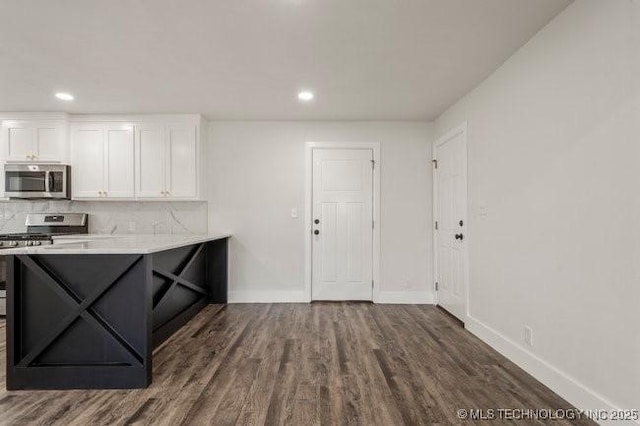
[{"xmin": 4, "ymin": 164, "xmax": 69, "ymax": 199}]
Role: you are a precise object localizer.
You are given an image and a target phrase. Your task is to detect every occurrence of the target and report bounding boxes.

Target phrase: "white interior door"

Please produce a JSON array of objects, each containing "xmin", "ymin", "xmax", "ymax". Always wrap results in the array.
[
  {"xmin": 312, "ymin": 148, "xmax": 373, "ymax": 301},
  {"xmin": 434, "ymin": 126, "xmax": 468, "ymax": 321}
]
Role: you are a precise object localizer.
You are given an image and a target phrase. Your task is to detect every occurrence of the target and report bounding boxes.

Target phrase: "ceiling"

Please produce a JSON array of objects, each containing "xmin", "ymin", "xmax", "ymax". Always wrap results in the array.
[{"xmin": 0, "ymin": 0, "xmax": 572, "ymax": 120}]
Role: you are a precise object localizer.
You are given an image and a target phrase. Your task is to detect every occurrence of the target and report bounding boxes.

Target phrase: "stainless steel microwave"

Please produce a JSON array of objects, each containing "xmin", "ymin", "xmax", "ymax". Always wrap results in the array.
[{"xmin": 4, "ymin": 164, "xmax": 70, "ymax": 199}]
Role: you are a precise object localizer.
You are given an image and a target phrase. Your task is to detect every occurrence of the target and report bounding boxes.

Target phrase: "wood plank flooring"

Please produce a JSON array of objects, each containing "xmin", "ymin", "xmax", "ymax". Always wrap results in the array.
[{"xmin": 0, "ymin": 304, "xmax": 594, "ymax": 425}]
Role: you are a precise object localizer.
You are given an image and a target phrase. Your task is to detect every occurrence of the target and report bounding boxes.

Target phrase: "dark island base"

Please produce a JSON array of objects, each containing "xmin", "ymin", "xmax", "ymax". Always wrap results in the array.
[{"xmin": 6, "ymin": 238, "xmax": 228, "ymax": 390}]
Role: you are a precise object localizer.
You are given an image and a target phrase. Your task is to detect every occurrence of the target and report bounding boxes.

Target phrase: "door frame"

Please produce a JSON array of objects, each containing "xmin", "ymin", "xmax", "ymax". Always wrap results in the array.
[
  {"xmin": 432, "ymin": 122, "xmax": 470, "ymax": 321},
  {"xmin": 304, "ymin": 142, "xmax": 381, "ymax": 303}
]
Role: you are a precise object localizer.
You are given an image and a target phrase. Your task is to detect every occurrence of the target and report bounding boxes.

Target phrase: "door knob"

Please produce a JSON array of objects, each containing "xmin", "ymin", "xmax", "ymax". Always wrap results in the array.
[
  {"xmin": 314, "ymin": 219, "xmax": 320, "ymax": 225},
  {"xmin": 314, "ymin": 230, "xmax": 320, "ymax": 235},
  {"xmin": 455, "ymin": 233, "xmax": 464, "ymax": 240}
]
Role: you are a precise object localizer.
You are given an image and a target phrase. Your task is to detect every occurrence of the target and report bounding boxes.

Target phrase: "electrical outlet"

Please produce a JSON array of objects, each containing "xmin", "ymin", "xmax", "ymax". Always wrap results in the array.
[
  {"xmin": 524, "ymin": 326, "xmax": 533, "ymax": 346},
  {"xmin": 291, "ymin": 208, "xmax": 298, "ymax": 219}
]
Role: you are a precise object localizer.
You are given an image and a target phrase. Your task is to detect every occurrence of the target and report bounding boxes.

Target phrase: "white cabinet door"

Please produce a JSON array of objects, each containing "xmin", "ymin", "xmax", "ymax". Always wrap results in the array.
[
  {"xmin": 135, "ymin": 125, "xmax": 166, "ymax": 198},
  {"xmin": 4, "ymin": 122, "xmax": 33, "ymax": 161},
  {"xmin": 165, "ymin": 125, "xmax": 197, "ymax": 199},
  {"xmin": 34, "ymin": 123, "xmax": 66, "ymax": 162},
  {"xmin": 104, "ymin": 125, "xmax": 134, "ymax": 198},
  {"xmin": 71, "ymin": 125, "xmax": 105, "ymax": 198}
]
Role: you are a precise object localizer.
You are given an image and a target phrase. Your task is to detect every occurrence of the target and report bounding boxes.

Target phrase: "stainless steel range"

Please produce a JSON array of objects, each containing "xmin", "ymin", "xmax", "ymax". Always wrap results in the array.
[{"xmin": 0, "ymin": 213, "xmax": 88, "ymax": 316}]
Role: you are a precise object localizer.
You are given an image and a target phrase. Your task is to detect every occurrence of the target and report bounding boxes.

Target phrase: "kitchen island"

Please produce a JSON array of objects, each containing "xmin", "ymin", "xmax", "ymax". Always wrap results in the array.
[{"xmin": 2, "ymin": 233, "xmax": 230, "ymax": 390}]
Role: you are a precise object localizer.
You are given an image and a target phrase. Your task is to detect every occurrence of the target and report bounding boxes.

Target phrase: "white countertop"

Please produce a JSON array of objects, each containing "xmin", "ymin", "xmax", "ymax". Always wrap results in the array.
[{"xmin": 0, "ymin": 233, "xmax": 232, "ymax": 255}]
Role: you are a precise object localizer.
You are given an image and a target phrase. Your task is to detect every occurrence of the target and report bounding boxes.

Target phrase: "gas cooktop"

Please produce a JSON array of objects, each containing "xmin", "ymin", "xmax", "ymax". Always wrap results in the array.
[
  {"xmin": 0, "ymin": 233, "xmax": 55, "ymax": 240},
  {"xmin": 0, "ymin": 233, "xmax": 53, "ymax": 248},
  {"xmin": 0, "ymin": 213, "xmax": 89, "ymax": 249}
]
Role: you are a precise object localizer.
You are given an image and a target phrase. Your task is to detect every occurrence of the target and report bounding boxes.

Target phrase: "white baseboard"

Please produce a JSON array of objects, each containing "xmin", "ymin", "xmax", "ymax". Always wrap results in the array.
[
  {"xmin": 229, "ymin": 289, "xmax": 435, "ymax": 304},
  {"xmin": 375, "ymin": 291, "xmax": 435, "ymax": 304},
  {"xmin": 465, "ymin": 315, "xmax": 634, "ymax": 426},
  {"xmin": 228, "ymin": 290, "xmax": 309, "ymax": 303}
]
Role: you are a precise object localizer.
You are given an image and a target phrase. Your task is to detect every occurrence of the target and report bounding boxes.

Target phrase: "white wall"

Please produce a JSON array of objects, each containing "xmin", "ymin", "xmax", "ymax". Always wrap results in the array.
[
  {"xmin": 207, "ymin": 121, "xmax": 433, "ymax": 303},
  {"xmin": 434, "ymin": 0, "xmax": 639, "ymax": 415}
]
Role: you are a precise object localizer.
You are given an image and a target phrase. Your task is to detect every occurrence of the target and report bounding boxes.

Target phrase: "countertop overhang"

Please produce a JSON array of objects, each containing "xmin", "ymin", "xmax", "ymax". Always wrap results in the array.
[{"xmin": 0, "ymin": 233, "xmax": 232, "ymax": 255}]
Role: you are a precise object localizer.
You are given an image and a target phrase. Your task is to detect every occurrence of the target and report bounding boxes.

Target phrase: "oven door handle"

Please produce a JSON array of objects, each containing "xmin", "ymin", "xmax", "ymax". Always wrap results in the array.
[{"xmin": 45, "ymin": 171, "xmax": 51, "ymax": 193}]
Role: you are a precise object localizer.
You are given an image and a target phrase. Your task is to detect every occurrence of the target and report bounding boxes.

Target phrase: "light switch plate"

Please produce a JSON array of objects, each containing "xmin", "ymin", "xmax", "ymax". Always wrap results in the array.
[{"xmin": 291, "ymin": 208, "xmax": 298, "ymax": 219}]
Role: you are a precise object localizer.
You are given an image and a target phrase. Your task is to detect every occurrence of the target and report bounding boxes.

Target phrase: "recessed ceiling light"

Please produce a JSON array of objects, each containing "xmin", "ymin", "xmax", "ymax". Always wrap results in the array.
[
  {"xmin": 55, "ymin": 92, "xmax": 74, "ymax": 101},
  {"xmin": 297, "ymin": 91, "xmax": 314, "ymax": 101}
]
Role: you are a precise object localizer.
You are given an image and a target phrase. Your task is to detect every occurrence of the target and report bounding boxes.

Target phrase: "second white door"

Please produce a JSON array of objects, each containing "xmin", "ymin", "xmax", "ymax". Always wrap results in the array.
[
  {"xmin": 434, "ymin": 125, "xmax": 468, "ymax": 321},
  {"xmin": 312, "ymin": 148, "xmax": 374, "ymax": 301}
]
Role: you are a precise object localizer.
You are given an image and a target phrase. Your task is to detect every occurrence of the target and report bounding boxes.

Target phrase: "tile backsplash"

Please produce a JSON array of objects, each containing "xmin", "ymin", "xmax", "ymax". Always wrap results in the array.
[{"xmin": 0, "ymin": 200, "xmax": 208, "ymax": 235}]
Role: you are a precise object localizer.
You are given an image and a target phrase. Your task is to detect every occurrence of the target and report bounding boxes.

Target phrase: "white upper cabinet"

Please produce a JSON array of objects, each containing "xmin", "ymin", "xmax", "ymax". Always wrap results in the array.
[
  {"xmin": 135, "ymin": 123, "xmax": 199, "ymax": 200},
  {"xmin": 2, "ymin": 120, "xmax": 68, "ymax": 162},
  {"xmin": 105, "ymin": 125, "xmax": 135, "ymax": 198},
  {"xmin": 2, "ymin": 114, "xmax": 202, "ymax": 201},
  {"xmin": 71, "ymin": 123, "xmax": 134, "ymax": 199},
  {"xmin": 135, "ymin": 125, "xmax": 166, "ymax": 198},
  {"xmin": 71, "ymin": 125, "xmax": 104, "ymax": 198},
  {"xmin": 166, "ymin": 125, "xmax": 197, "ymax": 199},
  {"xmin": 5, "ymin": 124, "xmax": 31, "ymax": 161}
]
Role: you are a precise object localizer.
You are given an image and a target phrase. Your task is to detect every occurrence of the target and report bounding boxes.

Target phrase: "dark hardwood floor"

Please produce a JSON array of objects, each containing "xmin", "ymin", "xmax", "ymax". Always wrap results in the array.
[{"xmin": 0, "ymin": 304, "xmax": 594, "ymax": 425}]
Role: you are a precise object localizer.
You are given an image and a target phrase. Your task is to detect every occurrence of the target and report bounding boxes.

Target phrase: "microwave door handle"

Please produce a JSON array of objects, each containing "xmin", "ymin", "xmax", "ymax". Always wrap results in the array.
[{"xmin": 45, "ymin": 171, "xmax": 51, "ymax": 193}]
